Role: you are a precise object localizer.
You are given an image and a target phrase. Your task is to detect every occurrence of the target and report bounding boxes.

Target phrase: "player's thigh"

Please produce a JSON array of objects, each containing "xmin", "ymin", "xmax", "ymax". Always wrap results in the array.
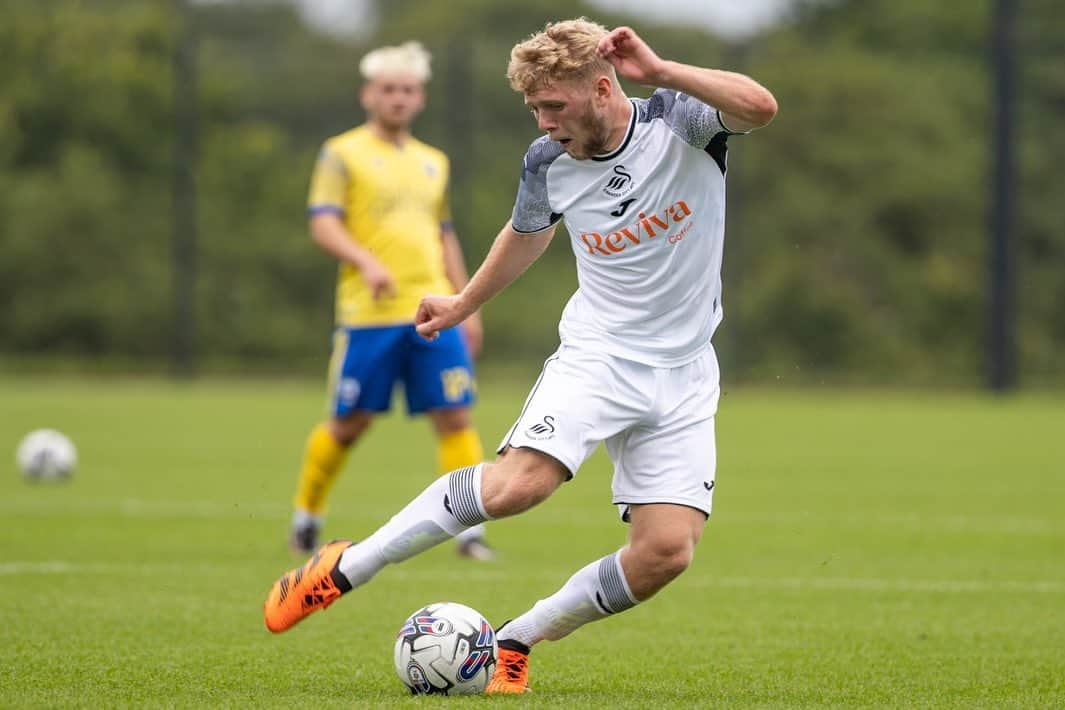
[
  {"xmin": 497, "ymin": 345, "xmax": 652, "ymax": 478},
  {"xmin": 626, "ymin": 503, "xmax": 707, "ymax": 552},
  {"xmin": 403, "ymin": 325, "xmax": 476, "ymax": 415},
  {"xmin": 327, "ymin": 326, "xmax": 406, "ymax": 416}
]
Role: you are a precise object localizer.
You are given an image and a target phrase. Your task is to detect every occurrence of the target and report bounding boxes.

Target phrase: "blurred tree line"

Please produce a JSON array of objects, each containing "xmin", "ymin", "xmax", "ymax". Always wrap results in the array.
[{"xmin": 0, "ymin": 0, "xmax": 1061, "ymax": 386}]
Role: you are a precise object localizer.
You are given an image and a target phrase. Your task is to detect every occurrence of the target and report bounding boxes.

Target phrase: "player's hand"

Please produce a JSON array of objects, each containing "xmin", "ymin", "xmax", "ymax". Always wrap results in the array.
[
  {"xmin": 415, "ymin": 294, "xmax": 468, "ymax": 342},
  {"xmin": 596, "ymin": 27, "xmax": 667, "ymax": 86},
  {"xmin": 461, "ymin": 311, "xmax": 484, "ymax": 359},
  {"xmin": 360, "ymin": 259, "xmax": 397, "ymax": 300}
]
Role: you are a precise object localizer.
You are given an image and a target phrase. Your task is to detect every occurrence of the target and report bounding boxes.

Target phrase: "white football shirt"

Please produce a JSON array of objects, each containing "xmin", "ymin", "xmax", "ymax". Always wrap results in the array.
[{"xmin": 511, "ymin": 89, "xmax": 744, "ymax": 367}]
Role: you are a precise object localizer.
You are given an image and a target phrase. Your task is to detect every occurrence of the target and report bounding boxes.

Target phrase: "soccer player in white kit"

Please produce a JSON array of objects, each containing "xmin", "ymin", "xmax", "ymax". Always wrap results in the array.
[{"xmin": 263, "ymin": 18, "xmax": 777, "ymax": 694}]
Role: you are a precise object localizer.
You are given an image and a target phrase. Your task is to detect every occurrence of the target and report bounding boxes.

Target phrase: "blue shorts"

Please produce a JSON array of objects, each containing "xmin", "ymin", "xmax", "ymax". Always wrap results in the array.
[{"xmin": 327, "ymin": 324, "xmax": 475, "ymax": 417}]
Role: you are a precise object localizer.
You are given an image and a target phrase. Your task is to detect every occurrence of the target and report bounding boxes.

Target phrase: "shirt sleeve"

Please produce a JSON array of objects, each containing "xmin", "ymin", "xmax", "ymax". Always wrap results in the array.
[
  {"xmin": 646, "ymin": 88, "xmax": 748, "ymax": 150},
  {"xmin": 510, "ymin": 138, "xmax": 565, "ymax": 234},
  {"xmin": 307, "ymin": 143, "xmax": 348, "ymax": 216}
]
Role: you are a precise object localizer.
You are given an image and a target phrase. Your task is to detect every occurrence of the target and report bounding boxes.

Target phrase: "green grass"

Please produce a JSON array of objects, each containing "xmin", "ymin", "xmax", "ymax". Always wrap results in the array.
[{"xmin": 0, "ymin": 376, "xmax": 1063, "ymax": 708}]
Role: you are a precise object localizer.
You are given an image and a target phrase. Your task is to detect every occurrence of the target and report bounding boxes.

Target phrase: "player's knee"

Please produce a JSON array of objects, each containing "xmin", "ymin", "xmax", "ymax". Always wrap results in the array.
[
  {"xmin": 656, "ymin": 543, "xmax": 694, "ymax": 582},
  {"xmin": 429, "ymin": 407, "xmax": 472, "ymax": 435},
  {"xmin": 633, "ymin": 536, "xmax": 695, "ymax": 585},
  {"xmin": 661, "ymin": 544, "xmax": 695, "ymax": 580},
  {"xmin": 480, "ymin": 450, "xmax": 566, "ymax": 518},
  {"xmin": 330, "ymin": 414, "xmax": 372, "ymax": 446}
]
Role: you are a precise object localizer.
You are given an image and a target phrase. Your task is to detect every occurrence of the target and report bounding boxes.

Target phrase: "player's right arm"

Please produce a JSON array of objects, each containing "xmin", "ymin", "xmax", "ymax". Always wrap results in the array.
[
  {"xmin": 307, "ymin": 142, "xmax": 395, "ymax": 300},
  {"xmin": 416, "ymin": 221, "xmax": 556, "ymax": 341},
  {"xmin": 309, "ymin": 213, "xmax": 396, "ymax": 300}
]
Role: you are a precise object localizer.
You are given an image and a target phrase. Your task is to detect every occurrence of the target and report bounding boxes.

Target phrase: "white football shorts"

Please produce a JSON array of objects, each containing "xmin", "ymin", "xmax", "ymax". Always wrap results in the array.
[{"xmin": 497, "ymin": 343, "xmax": 720, "ymax": 518}]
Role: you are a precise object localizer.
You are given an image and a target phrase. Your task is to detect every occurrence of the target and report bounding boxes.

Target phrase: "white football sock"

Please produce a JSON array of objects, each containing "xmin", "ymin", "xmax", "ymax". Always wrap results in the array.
[
  {"xmin": 498, "ymin": 550, "xmax": 638, "ymax": 647},
  {"xmin": 338, "ymin": 464, "xmax": 488, "ymax": 587},
  {"xmin": 290, "ymin": 509, "xmax": 321, "ymax": 529}
]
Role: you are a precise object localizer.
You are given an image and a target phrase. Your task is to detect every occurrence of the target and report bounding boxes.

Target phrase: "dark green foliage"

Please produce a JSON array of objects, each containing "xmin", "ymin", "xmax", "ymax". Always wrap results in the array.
[{"xmin": 0, "ymin": 0, "xmax": 1061, "ymax": 385}]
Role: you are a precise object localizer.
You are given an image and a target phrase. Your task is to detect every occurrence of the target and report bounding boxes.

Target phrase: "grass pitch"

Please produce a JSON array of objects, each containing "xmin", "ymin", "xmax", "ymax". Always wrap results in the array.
[{"xmin": 0, "ymin": 376, "xmax": 1063, "ymax": 708}]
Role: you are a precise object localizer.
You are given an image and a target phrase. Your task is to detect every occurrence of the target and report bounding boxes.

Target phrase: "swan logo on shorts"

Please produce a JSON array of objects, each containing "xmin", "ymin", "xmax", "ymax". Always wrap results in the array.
[
  {"xmin": 525, "ymin": 415, "xmax": 556, "ymax": 440},
  {"xmin": 338, "ymin": 377, "xmax": 361, "ymax": 407}
]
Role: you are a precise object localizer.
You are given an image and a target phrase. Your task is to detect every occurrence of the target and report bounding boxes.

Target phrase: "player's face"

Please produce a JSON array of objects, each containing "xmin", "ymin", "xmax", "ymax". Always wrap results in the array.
[
  {"xmin": 525, "ymin": 79, "xmax": 612, "ymax": 160},
  {"xmin": 361, "ymin": 73, "xmax": 426, "ymax": 131}
]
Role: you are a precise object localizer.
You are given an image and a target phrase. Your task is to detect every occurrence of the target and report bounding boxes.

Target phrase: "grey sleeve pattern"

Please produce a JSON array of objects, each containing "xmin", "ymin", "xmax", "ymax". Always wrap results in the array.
[
  {"xmin": 510, "ymin": 137, "xmax": 565, "ymax": 234},
  {"xmin": 640, "ymin": 88, "xmax": 743, "ymax": 149}
]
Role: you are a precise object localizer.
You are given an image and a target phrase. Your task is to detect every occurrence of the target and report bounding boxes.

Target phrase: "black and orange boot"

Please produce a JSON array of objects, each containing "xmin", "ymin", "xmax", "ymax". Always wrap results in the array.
[
  {"xmin": 264, "ymin": 539, "xmax": 353, "ymax": 633},
  {"xmin": 486, "ymin": 637, "xmax": 532, "ymax": 694}
]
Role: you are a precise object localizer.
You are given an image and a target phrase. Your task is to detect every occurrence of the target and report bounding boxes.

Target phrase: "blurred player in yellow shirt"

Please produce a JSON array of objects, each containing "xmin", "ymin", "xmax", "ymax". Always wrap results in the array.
[{"xmin": 291, "ymin": 41, "xmax": 492, "ymax": 561}]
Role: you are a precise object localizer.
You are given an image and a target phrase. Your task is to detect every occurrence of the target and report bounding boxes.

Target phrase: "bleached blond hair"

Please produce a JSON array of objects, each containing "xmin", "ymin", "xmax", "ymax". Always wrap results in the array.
[
  {"xmin": 359, "ymin": 41, "xmax": 432, "ymax": 82},
  {"xmin": 507, "ymin": 18, "xmax": 614, "ymax": 93}
]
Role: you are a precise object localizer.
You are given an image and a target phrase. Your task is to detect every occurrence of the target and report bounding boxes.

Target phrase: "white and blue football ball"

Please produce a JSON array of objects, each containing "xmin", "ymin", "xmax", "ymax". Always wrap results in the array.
[
  {"xmin": 394, "ymin": 602, "xmax": 497, "ymax": 695},
  {"xmin": 16, "ymin": 429, "xmax": 77, "ymax": 482}
]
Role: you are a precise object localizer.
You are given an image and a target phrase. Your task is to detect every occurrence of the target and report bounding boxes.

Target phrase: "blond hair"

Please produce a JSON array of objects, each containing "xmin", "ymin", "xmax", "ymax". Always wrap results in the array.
[
  {"xmin": 507, "ymin": 18, "xmax": 614, "ymax": 93},
  {"xmin": 359, "ymin": 41, "xmax": 431, "ymax": 82}
]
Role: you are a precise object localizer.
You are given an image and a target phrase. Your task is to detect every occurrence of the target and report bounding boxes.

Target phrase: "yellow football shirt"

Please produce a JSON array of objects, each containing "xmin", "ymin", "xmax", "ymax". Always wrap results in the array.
[{"xmin": 307, "ymin": 125, "xmax": 454, "ymax": 326}]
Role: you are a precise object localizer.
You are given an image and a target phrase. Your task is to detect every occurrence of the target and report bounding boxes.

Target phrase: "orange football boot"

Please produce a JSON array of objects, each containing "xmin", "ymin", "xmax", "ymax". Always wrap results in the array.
[
  {"xmin": 264, "ymin": 539, "xmax": 353, "ymax": 633},
  {"xmin": 486, "ymin": 639, "xmax": 532, "ymax": 694}
]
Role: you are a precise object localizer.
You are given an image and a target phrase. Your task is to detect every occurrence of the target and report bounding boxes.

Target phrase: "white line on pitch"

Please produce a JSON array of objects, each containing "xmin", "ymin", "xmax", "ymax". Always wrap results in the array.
[
  {"xmin": 693, "ymin": 575, "xmax": 1065, "ymax": 594},
  {"xmin": 1, "ymin": 497, "xmax": 1062, "ymax": 535},
  {"xmin": 1, "ymin": 561, "xmax": 1062, "ymax": 594}
]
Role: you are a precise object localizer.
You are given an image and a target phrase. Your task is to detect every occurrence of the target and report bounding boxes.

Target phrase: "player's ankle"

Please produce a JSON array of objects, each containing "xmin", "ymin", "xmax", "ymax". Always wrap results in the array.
[{"xmin": 497, "ymin": 637, "xmax": 531, "ymax": 654}]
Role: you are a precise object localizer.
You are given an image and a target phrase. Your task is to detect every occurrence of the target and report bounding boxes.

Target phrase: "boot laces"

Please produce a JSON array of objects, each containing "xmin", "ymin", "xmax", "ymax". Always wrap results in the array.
[{"xmin": 502, "ymin": 652, "xmax": 527, "ymax": 681}]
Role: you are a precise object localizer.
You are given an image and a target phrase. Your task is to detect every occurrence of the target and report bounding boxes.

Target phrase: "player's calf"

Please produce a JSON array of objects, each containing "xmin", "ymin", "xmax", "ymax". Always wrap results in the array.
[{"xmin": 479, "ymin": 448, "xmax": 567, "ymax": 518}]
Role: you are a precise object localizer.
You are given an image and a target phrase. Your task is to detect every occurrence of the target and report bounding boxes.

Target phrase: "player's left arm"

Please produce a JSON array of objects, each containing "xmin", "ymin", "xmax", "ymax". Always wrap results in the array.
[
  {"xmin": 597, "ymin": 26, "xmax": 777, "ymax": 132},
  {"xmin": 440, "ymin": 224, "xmax": 483, "ymax": 358}
]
